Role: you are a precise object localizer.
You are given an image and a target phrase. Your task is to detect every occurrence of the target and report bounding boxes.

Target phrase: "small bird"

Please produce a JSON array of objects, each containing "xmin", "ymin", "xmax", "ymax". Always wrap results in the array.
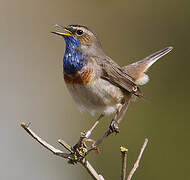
[{"xmin": 52, "ymin": 24, "xmax": 173, "ymax": 137}]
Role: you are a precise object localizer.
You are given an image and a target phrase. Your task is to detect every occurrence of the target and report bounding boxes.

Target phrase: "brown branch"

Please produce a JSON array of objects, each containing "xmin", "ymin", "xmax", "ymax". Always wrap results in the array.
[
  {"xmin": 58, "ymin": 139, "xmax": 73, "ymax": 152},
  {"xmin": 120, "ymin": 146, "xmax": 128, "ymax": 180},
  {"xmin": 21, "ymin": 122, "xmax": 69, "ymax": 158},
  {"xmin": 21, "ymin": 122, "xmax": 148, "ymax": 180},
  {"xmin": 127, "ymin": 138, "xmax": 148, "ymax": 180},
  {"xmin": 21, "ymin": 122, "xmax": 104, "ymax": 180},
  {"xmin": 81, "ymin": 158, "xmax": 105, "ymax": 180}
]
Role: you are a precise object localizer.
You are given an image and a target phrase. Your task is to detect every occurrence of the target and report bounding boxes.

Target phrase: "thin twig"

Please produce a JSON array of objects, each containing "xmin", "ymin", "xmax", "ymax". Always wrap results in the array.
[
  {"xmin": 21, "ymin": 122, "xmax": 148, "ymax": 180},
  {"xmin": 21, "ymin": 122, "xmax": 104, "ymax": 180},
  {"xmin": 127, "ymin": 138, "xmax": 148, "ymax": 180},
  {"xmin": 21, "ymin": 122, "xmax": 69, "ymax": 158},
  {"xmin": 81, "ymin": 159, "xmax": 105, "ymax": 180},
  {"xmin": 58, "ymin": 139, "xmax": 73, "ymax": 153},
  {"xmin": 120, "ymin": 146, "xmax": 128, "ymax": 180}
]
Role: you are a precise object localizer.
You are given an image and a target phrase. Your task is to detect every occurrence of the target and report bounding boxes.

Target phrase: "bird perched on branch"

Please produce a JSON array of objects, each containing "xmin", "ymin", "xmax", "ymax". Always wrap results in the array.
[{"xmin": 52, "ymin": 24, "xmax": 173, "ymax": 137}]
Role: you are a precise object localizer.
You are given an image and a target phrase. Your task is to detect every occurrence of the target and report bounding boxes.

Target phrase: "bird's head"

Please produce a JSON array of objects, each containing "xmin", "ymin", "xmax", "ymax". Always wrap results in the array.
[{"xmin": 52, "ymin": 24, "xmax": 103, "ymax": 56}]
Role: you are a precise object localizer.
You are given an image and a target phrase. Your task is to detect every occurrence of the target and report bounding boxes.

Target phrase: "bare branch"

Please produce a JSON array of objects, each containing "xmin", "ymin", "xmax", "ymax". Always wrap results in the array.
[
  {"xmin": 120, "ymin": 146, "xmax": 128, "ymax": 180},
  {"xmin": 21, "ymin": 122, "xmax": 104, "ymax": 180},
  {"xmin": 21, "ymin": 122, "xmax": 69, "ymax": 158},
  {"xmin": 58, "ymin": 139, "xmax": 73, "ymax": 153},
  {"xmin": 127, "ymin": 138, "xmax": 148, "ymax": 180},
  {"xmin": 81, "ymin": 159, "xmax": 105, "ymax": 180},
  {"xmin": 21, "ymin": 122, "xmax": 148, "ymax": 180}
]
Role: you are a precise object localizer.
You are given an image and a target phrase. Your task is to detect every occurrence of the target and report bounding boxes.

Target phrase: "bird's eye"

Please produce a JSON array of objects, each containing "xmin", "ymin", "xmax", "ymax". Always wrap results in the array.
[{"xmin": 76, "ymin": 29, "xmax": 83, "ymax": 36}]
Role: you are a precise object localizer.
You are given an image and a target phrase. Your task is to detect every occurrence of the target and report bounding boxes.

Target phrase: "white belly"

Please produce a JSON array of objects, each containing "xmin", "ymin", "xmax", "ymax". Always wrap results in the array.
[{"xmin": 66, "ymin": 78, "xmax": 124, "ymax": 115}]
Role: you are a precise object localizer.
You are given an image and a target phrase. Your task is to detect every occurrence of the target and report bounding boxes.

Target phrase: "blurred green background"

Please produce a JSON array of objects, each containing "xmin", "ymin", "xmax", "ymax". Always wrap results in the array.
[{"xmin": 0, "ymin": 0, "xmax": 189, "ymax": 179}]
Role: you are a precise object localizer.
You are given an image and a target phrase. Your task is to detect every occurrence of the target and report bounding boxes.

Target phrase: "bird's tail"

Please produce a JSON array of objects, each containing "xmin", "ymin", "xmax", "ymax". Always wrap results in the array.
[{"xmin": 123, "ymin": 47, "xmax": 173, "ymax": 85}]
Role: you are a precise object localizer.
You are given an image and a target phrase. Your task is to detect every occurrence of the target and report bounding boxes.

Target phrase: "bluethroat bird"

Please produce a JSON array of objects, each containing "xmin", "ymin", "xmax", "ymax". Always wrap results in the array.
[{"xmin": 52, "ymin": 24, "xmax": 173, "ymax": 138}]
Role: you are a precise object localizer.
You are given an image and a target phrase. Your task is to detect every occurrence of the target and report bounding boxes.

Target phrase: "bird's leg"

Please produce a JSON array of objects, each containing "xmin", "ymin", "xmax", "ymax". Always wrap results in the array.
[
  {"xmin": 109, "ymin": 98, "xmax": 131, "ymax": 133},
  {"xmin": 87, "ymin": 98, "xmax": 132, "ymax": 153},
  {"xmin": 109, "ymin": 104, "xmax": 123, "ymax": 133},
  {"xmin": 85, "ymin": 114, "xmax": 104, "ymax": 138},
  {"xmin": 72, "ymin": 114, "xmax": 104, "ymax": 157}
]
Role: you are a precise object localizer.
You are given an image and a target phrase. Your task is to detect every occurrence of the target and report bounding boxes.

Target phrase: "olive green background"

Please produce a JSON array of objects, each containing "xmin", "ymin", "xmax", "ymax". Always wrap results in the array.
[{"xmin": 0, "ymin": 0, "xmax": 189, "ymax": 179}]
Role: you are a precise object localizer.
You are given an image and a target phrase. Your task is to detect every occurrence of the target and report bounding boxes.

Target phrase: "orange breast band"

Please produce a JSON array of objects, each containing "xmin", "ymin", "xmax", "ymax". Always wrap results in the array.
[{"xmin": 64, "ymin": 69, "xmax": 93, "ymax": 85}]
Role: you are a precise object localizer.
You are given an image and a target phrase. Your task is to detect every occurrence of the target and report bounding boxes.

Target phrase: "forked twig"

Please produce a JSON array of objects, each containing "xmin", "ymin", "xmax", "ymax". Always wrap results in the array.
[
  {"xmin": 21, "ymin": 122, "xmax": 104, "ymax": 180},
  {"xmin": 21, "ymin": 122, "xmax": 148, "ymax": 180}
]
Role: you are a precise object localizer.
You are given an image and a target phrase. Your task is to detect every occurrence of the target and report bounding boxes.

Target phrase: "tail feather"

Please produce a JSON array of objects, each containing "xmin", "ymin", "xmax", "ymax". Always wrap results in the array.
[{"xmin": 123, "ymin": 47, "xmax": 173, "ymax": 85}]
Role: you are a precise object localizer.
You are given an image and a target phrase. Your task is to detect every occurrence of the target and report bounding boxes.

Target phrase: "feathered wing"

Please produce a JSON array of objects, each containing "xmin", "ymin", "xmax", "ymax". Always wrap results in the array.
[
  {"xmin": 91, "ymin": 46, "xmax": 173, "ymax": 98},
  {"xmin": 93, "ymin": 56, "xmax": 144, "ymax": 98},
  {"xmin": 122, "ymin": 47, "xmax": 173, "ymax": 85}
]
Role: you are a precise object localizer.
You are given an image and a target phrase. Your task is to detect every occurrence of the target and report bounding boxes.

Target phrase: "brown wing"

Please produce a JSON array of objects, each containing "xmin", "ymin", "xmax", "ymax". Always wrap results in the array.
[{"xmin": 93, "ymin": 56, "xmax": 144, "ymax": 98}]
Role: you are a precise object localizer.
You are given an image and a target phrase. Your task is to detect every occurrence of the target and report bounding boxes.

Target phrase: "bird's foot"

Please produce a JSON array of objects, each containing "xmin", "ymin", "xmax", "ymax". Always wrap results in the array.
[
  {"xmin": 72, "ymin": 131, "xmax": 100, "ymax": 159},
  {"xmin": 81, "ymin": 131, "xmax": 101, "ymax": 153},
  {"xmin": 109, "ymin": 120, "xmax": 120, "ymax": 134},
  {"xmin": 84, "ymin": 138, "xmax": 96, "ymax": 144},
  {"xmin": 85, "ymin": 139, "xmax": 100, "ymax": 153}
]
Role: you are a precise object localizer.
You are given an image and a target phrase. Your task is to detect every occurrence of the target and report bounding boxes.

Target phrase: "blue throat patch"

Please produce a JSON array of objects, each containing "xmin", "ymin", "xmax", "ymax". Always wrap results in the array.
[{"xmin": 63, "ymin": 36, "xmax": 86, "ymax": 75}]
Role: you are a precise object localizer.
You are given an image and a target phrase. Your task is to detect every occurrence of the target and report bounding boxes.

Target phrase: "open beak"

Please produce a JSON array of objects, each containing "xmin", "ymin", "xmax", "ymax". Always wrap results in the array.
[{"xmin": 51, "ymin": 24, "xmax": 72, "ymax": 37}]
